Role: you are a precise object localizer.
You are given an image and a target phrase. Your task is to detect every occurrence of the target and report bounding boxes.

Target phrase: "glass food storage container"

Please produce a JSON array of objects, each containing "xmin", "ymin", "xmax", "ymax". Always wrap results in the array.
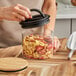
[{"xmin": 20, "ymin": 9, "xmax": 54, "ymax": 59}]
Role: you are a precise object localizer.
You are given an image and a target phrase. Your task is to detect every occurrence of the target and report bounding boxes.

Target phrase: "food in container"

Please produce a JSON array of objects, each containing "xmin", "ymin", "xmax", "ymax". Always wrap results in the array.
[
  {"xmin": 23, "ymin": 34, "xmax": 53, "ymax": 59},
  {"xmin": 20, "ymin": 9, "xmax": 55, "ymax": 59}
]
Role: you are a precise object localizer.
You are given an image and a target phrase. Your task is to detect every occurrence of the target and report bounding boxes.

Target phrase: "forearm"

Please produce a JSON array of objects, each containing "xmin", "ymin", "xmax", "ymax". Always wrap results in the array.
[{"xmin": 42, "ymin": 0, "xmax": 56, "ymax": 31}]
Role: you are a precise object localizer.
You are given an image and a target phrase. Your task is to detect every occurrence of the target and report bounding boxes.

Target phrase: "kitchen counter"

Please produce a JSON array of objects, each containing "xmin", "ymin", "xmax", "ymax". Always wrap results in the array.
[{"xmin": 0, "ymin": 45, "xmax": 76, "ymax": 76}]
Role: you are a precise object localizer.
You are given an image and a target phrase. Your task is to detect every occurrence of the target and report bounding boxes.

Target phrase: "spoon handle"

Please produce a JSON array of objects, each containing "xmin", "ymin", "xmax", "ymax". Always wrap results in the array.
[{"xmin": 68, "ymin": 50, "xmax": 74, "ymax": 60}]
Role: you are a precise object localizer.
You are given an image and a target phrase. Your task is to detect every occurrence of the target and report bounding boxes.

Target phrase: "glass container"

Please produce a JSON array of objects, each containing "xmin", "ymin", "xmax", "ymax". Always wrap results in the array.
[{"xmin": 20, "ymin": 9, "xmax": 54, "ymax": 59}]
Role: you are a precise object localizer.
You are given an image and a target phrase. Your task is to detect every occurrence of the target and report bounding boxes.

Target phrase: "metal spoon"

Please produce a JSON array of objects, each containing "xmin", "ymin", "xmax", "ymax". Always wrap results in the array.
[{"xmin": 67, "ymin": 32, "xmax": 76, "ymax": 60}]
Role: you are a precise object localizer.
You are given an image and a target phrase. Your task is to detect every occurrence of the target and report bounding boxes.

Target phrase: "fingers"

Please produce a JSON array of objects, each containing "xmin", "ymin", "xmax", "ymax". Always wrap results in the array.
[
  {"xmin": 7, "ymin": 17, "xmax": 21, "ymax": 22},
  {"xmin": 12, "ymin": 12, "xmax": 25, "ymax": 21},
  {"xmin": 13, "ymin": 4, "xmax": 32, "ymax": 19},
  {"xmin": 53, "ymin": 36, "xmax": 60, "ymax": 52},
  {"xmin": 17, "ymin": 4, "xmax": 32, "ymax": 18},
  {"xmin": 6, "ymin": 13, "xmax": 24, "ymax": 21},
  {"xmin": 13, "ymin": 7, "xmax": 29, "ymax": 19}
]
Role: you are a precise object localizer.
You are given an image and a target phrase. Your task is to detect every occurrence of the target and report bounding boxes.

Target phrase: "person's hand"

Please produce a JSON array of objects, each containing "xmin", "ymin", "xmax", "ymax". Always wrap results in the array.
[
  {"xmin": 0, "ymin": 4, "xmax": 32, "ymax": 21},
  {"xmin": 43, "ymin": 32, "xmax": 60, "ymax": 52},
  {"xmin": 44, "ymin": 35, "xmax": 60, "ymax": 52},
  {"xmin": 53, "ymin": 36, "xmax": 60, "ymax": 52}
]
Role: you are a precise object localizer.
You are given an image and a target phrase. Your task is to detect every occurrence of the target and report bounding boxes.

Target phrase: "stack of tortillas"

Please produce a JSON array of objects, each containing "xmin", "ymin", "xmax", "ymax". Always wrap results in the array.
[{"xmin": 0, "ymin": 57, "xmax": 28, "ymax": 72}]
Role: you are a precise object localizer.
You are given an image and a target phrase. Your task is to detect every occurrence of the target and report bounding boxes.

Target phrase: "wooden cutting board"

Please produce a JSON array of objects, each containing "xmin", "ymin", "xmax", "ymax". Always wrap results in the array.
[{"xmin": 0, "ymin": 57, "xmax": 28, "ymax": 72}]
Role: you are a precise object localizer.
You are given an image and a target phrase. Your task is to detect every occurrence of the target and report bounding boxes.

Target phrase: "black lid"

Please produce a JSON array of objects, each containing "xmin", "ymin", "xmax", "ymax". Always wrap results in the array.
[{"xmin": 20, "ymin": 9, "xmax": 50, "ymax": 29}]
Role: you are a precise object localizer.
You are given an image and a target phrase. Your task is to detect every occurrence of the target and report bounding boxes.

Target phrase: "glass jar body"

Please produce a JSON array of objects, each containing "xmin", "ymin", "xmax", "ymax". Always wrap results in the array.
[{"xmin": 22, "ymin": 28, "xmax": 53, "ymax": 59}]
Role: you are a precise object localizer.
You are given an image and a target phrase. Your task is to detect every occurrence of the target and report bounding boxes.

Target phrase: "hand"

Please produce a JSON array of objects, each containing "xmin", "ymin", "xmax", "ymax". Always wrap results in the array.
[
  {"xmin": 44, "ymin": 35, "xmax": 60, "ymax": 52},
  {"xmin": 43, "ymin": 29, "xmax": 60, "ymax": 52},
  {"xmin": 53, "ymin": 36, "xmax": 60, "ymax": 52},
  {"xmin": 0, "ymin": 4, "xmax": 32, "ymax": 21}
]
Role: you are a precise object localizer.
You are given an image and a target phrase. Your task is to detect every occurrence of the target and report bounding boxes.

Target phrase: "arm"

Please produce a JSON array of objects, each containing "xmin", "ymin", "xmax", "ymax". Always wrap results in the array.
[
  {"xmin": 42, "ymin": 0, "xmax": 60, "ymax": 51},
  {"xmin": 42, "ymin": 0, "xmax": 56, "ymax": 36}
]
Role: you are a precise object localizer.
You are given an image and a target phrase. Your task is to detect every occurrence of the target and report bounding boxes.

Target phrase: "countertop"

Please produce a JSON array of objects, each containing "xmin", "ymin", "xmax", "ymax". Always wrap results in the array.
[
  {"xmin": 56, "ymin": 2, "xmax": 76, "ymax": 19},
  {"xmin": 0, "ymin": 45, "xmax": 76, "ymax": 76}
]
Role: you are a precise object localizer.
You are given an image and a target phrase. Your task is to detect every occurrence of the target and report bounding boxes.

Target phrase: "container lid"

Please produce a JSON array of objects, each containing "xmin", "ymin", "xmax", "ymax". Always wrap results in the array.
[
  {"xmin": 20, "ymin": 9, "xmax": 50, "ymax": 29},
  {"xmin": 0, "ymin": 57, "xmax": 28, "ymax": 72}
]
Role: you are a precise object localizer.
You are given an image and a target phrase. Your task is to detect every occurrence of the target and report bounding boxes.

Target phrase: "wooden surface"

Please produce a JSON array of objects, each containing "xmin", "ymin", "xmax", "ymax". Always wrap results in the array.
[
  {"xmin": 0, "ymin": 57, "xmax": 28, "ymax": 71},
  {"xmin": 0, "ymin": 45, "xmax": 76, "ymax": 76}
]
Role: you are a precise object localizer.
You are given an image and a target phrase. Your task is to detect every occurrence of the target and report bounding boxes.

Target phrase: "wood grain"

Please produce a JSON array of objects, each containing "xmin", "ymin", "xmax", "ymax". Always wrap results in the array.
[
  {"xmin": 0, "ymin": 57, "xmax": 28, "ymax": 71},
  {"xmin": 0, "ymin": 45, "xmax": 76, "ymax": 76}
]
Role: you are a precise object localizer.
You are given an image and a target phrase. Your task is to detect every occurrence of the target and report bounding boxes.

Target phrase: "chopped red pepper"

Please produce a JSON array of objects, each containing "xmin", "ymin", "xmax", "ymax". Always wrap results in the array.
[{"xmin": 36, "ymin": 46, "xmax": 44, "ymax": 52}]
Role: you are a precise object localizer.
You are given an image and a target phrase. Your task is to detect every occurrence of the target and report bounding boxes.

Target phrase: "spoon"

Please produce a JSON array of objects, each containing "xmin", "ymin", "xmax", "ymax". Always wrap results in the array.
[{"xmin": 67, "ymin": 32, "xmax": 76, "ymax": 60}]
